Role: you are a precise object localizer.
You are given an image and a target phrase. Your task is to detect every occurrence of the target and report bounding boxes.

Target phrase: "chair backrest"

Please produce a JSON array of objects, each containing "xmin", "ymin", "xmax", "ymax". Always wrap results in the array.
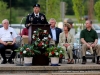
[
  {"xmin": 70, "ymin": 28, "xmax": 75, "ymax": 36},
  {"xmin": 49, "ymin": 39, "xmax": 55, "ymax": 46}
]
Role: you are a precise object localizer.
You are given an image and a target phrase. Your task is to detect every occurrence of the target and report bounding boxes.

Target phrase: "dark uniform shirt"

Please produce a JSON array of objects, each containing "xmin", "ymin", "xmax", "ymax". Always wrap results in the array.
[
  {"xmin": 25, "ymin": 13, "xmax": 48, "ymax": 27},
  {"xmin": 80, "ymin": 28, "xmax": 98, "ymax": 42}
]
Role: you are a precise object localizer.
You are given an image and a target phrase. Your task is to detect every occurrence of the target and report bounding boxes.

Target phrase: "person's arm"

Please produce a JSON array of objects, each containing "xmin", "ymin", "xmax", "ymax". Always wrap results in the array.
[
  {"xmin": 80, "ymin": 30, "xmax": 90, "ymax": 48},
  {"xmin": 25, "ymin": 15, "xmax": 31, "ymax": 27},
  {"xmin": 58, "ymin": 33, "xmax": 66, "ymax": 47},
  {"xmin": 93, "ymin": 39, "xmax": 98, "ymax": 45},
  {"xmin": 0, "ymin": 29, "xmax": 7, "ymax": 45},
  {"xmin": 12, "ymin": 38, "xmax": 16, "ymax": 45},
  {"xmin": 81, "ymin": 38, "xmax": 88, "ymax": 45},
  {"xmin": 43, "ymin": 14, "xmax": 48, "ymax": 24},
  {"xmin": 94, "ymin": 31, "xmax": 98, "ymax": 45},
  {"xmin": 22, "ymin": 35, "xmax": 28, "ymax": 38},
  {"xmin": 91, "ymin": 31, "xmax": 98, "ymax": 47},
  {"xmin": 11, "ymin": 28, "xmax": 18, "ymax": 45},
  {"xmin": 0, "ymin": 39, "xmax": 7, "ymax": 45},
  {"xmin": 21, "ymin": 28, "xmax": 28, "ymax": 38}
]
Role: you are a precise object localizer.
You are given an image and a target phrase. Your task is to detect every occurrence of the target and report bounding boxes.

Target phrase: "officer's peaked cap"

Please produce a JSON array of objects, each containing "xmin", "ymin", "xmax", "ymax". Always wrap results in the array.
[{"xmin": 33, "ymin": 4, "xmax": 40, "ymax": 8}]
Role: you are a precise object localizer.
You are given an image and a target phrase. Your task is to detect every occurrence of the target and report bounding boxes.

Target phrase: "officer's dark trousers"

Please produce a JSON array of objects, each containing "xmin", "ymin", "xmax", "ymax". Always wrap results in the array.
[{"xmin": 0, "ymin": 43, "xmax": 18, "ymax": 61}]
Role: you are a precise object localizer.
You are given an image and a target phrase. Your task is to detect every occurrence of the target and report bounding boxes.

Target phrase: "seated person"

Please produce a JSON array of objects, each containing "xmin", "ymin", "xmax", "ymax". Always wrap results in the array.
[
  {"xmin": 21, "ymin": 26, "xmax": 29, "ymax": 45},
  {"xmin": 21, "ymin": 27, "xmax": 28, "ymax": 38},
  {"xmin": 0, "ymin": 19, "xmax": 18, "ymax": 64},
  {"xmin": 49, "ymin": 18, "xmax": 62, "ymax": 45},
  {"xmin": 80, "ymin": 20, "xmax": 100, "ymax": 64},
  {"xmin": 49, "ymin": 18, "xmax": 62, "ymax": 63},
  {"xmin": 58, "ymin": 23, "xmax": 74, "ymax": 64},
  {"xmin": 63, "ymin": 18, "xmax": 75, "ymax": 36}
]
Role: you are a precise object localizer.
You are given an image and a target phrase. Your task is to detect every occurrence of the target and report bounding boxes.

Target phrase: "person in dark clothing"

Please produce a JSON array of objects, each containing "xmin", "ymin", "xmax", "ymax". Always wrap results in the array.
[
  {"xmin": 49, "ymin": 18, "xmax": 62, "ymax": 63},
  {"xmin": 25, "ymin": 4, "xmax": 48, "ymax": 28},
  {"xmin": 49, "ymin": 18, "xmax": 62, "ymax": 45},
  {"xmin": 80, "ymin": 20, "xmax": 100, "ymax": 64}
]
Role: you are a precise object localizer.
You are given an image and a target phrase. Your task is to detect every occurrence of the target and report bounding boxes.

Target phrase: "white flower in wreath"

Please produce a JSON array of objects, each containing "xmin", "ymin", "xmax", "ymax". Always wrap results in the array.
[
  {"xmin": 42, "ymin": 42, "xmax": 44, "ymax": 45},
  {"xmin": 34, "ymin": 31, "xmax": 36, "ymax": 33},
  {"xmin": 42, "ymin": 47, "xmax": 44, "ymax": 49},
  {"xmin": 23, "ymin": 50, "xmax": 26, "ymax": 54},
  {"xmin": 44, "ymin": 30, "xmax": 47, "ymax": 33},
  {"xmin": 44, "ymin": 44, "xmax": 47, "ymax": 47},
  {"xmin": 43, "ymin": 37, "xmax": 47, "ymax": 40},
  {"xmin": 20, "ymin": 48, "xmax": 23, "ymax": 50},
  {"xmin": 48, "ymin": 35, "xmax": 51, "ymax": 38},
  {"xmin": 32, "ymin": 35, "xmax": 35, "ymax": 39},
  {"xmin": 60, "ymin": 50, "xmax": 62, "ymax": 53},
  {"xmin": 55, "ymin": 52, "xmax": 59, "ymax": 56},
  {"xmin": 49, "ymin": 52, "xmax": 52, "ymax": 56},
  {"xmin": 42, "ymin": 39, "xmax": 45, "ymax": 41},
  {"xmin": 38, "ymin": 38, "xmax": 40, "ymax": 41}
]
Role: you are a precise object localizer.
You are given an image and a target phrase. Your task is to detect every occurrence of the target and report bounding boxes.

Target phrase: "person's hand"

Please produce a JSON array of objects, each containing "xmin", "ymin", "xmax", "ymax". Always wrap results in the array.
[
  {"xmin": 86, "ymin": 43, "xmax": 91, "ymax": 48},
  {"xmin": 10, "ymin": 42, "xmax": 15, "ymax": 45},
  {"xmin": 11, "ymin": 43, "xmax": 14, "ymax": 45},
  {"xmin": 3, "ymin": 42, "xmax": 8, "ymax": 46},
  {"xmin": 7, "ymin": 42, "xmax": 14, "ymax": 45},
  {"xmin": 28, "ymin": 23, "xmax": 30, "ymax": 26},
  {"xmin": 63, "ymin": 43, "xmax": 70, "ymax": 48},
  {"xmin": 91, "ymin": 44, "xmax": 95, "ymax": 47}
]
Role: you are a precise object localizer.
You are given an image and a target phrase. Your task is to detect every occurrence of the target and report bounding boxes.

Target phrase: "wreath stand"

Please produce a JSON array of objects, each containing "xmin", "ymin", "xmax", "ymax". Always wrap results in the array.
[{"xmin": 28, "ymin": 24, "xmax": 50, "ymax": 66}]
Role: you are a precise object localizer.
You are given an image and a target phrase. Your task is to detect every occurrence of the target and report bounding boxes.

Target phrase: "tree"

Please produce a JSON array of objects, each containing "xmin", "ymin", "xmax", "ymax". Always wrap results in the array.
[
  {"xmin": 88, "ymin": 0, "xmax": 94, "ymax": 20},
  {"xmin": 46, "ymin": 0, "xmax": 61, "ymax": 21},
  {"xmin": 38, "ymin": 0, "xmax": 46, "ymax": 14},
  {"xmin": 72, "ymin": 0, "xmax": 85, "ymax": 22},
  {"xmin": 94, "ymin": 0, "xmax": 100, "ymax": 22},
  {"xmin": 62, "ymin": 0, "xmax": 74, "ymax": 15},
  {"xmin": 0, "ymin": 0, "xmax": 18, "ymax": 23},
  {"xmin": 3, "ymin": 0, "xmax": 38, "ymax": 10},
  {"xmin": 0, "ymin": 0, "xmax": 9, "ymax": 23}
]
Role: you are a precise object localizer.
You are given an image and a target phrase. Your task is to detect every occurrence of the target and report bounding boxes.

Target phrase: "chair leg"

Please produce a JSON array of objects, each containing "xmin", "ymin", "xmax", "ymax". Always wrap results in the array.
[
  {"xmin": 74, "ymin": 50, "xmax": 77, "ymax": 64},
  {"xmin": 59, "ymin": 58, "xmax": 62, "ymax": 63},
  {"xmin": 92, "ymin": 51, "xmax": 96, "ymax": 63}
]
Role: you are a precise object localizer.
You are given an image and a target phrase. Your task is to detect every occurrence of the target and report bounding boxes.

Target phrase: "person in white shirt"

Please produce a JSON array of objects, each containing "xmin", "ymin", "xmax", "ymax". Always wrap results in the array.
[{"xmin": 0, "ymin": 19, "xmax": 18, "ymax": 64}]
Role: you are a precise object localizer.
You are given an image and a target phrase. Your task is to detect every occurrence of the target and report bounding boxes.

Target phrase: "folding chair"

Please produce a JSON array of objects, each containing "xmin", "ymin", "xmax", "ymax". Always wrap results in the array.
[
  {"xmin": 0, "ymin": 48, "xmax": 17, "ymax": 64},
  {"xmin": 5, "ymin": 49, "xmax": 13, "ymax": 59}
]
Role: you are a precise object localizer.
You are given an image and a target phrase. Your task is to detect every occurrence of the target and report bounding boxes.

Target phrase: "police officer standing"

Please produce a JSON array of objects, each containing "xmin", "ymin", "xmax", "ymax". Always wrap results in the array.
[{"xmin": 25, "ymin": 4, "xmax": 48, "ymax": 28}]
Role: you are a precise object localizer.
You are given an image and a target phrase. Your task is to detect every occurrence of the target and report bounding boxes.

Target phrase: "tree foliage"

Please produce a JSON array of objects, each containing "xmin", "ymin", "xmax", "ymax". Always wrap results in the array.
[
  {"xmin": 46, "ymin": 0, "xmax": 61, "ymax": 21},
  {"xmin": 0, "ymin": 0, "xmax": 9, "ymax": 23},
  {"xmin": 94, "ymin": 0, "xmax": 100, "ymax": 22},
  {"xmin": 62, "ymin": 0, "xmax": 74, "ymax": 15},
  {"xmin": 0, "ymin": 0, "xmax": 18, "ymax": 23},
  {"xmin": 38, "ymin": 0, "xmax": 46, "ymax": 14},
  {"xmin": 72, "ymin": 0, "xmax": 85, "ymax": 22},
  {"xmin": 3, "ymin": 0, "xmax": 38, "ymax": 10}
]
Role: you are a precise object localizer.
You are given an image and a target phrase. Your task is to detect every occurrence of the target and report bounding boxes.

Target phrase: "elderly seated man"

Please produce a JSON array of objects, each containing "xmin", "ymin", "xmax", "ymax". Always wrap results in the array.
[
  {"xmin": 80, "ymin": 20, "xmax": 100, "ymax": 64},
  {"xmin": 0, "ymin": 19, "xmax": 18, "ymax": 64}
]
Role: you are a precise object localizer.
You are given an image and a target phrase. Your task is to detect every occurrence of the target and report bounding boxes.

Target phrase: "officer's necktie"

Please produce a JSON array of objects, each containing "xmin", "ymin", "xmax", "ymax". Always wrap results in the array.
[{"xmin": 36, "ymin": 15, "xmax": 38, "ymax": 17}]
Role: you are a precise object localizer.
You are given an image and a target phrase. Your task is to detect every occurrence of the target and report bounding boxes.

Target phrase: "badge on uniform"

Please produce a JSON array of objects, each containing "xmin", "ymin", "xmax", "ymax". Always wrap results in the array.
[
  {"xmin": 31, "ymin": 17, "xmax": 33, "ymax": 21},
  {"xmin": 41, "ymin": 16, "xmax": 44, "ymax": 20}
]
